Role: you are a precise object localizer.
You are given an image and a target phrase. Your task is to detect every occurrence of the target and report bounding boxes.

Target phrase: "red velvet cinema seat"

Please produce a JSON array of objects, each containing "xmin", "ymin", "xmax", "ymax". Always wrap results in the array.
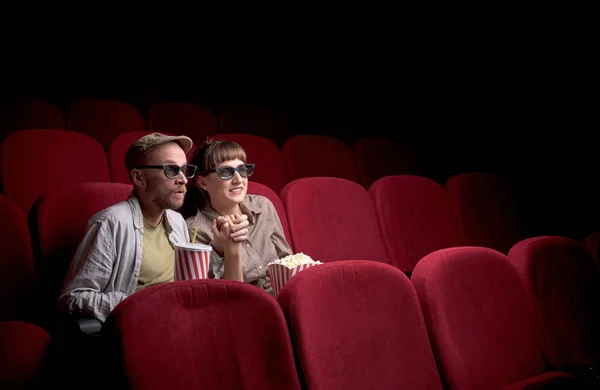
[
  {"xmin": 277, "ymin": 260, "xmax": 443, "ymax": 389},
  {"xmin": 508, "ymin": 236, "xmax": 600, "ymax": 374},
  {"xmin": 280, "ymin": 177, "xmax": 389, "ymax": 264},
  {"xmin": 369, "ymin": 175, "xmax": 464, "ymax": 274},
  {"xmin": 102, "ymin": 279, "xmax": 301, "ymax": 390},
  {"xmin": 412, "ymin": 247, "xmax": 576, "ymax": 390},
  {"xmin": 0, "ymin": 320, "xmax": 52, "ymax": 389},
  {"xmin": 67, "ymin": 99, "xmax": 147, "ymax": 148}
]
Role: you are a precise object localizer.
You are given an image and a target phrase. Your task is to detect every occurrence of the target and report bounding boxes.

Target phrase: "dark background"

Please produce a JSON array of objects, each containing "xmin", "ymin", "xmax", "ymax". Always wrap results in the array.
[{"xmin": 0, "ymin": 6, "xmax": 597, "ymax": 241}]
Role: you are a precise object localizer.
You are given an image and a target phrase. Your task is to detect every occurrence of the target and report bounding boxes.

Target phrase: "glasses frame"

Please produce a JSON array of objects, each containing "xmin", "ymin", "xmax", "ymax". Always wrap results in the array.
[
  {"xmin": 204, "ymin": 163, "xmax": 255, "ymax": 180},
  {"xmin": 135, "ymin": 164, "xmax": 198, "ymax": 179}
]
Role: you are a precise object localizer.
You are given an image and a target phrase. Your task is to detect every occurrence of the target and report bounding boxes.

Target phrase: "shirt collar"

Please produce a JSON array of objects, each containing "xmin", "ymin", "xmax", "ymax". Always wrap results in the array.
[{"xmin": 199, "ymin": 196, "xmax": 261, "ymax": 224}]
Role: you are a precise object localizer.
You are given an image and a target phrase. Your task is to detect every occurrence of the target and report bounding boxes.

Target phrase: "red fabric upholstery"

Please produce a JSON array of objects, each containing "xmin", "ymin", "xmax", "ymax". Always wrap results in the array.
[
  {"xmin": 280, "ymin": 177, "xmax": 388, "ymax": 263},
  {"xmin": 281, "ymin": 135, "xmax": 360, "ymax": 183},
  {"xmin": 211, "ymin": 133, "xmax": 289, "ymax": 193},
  {"xmin": 103, "ymin": 279, "xmax": 301, "ymax": 390},
  {"xmin": 277, "ymin": 260, "xmax": 443, "ymax": 389},
  {"xmin": 0, "ymin": 195, "xmax": 35, "ymax": 322},
  {"xmin": 34, "ymin": 182, "xmax": 132, "ymax": 325},
  {"xmin": 148, "ymin": 102, "xmax": 218, "ymax": 141},
  {"xmin": 247, "ymin": 181, "xmax": 292, "ymax": 250},
  {"xmin": 369, "ymin": 175, "xmax": 463, "ymax": 273},
  {"xmin": 502, "ymin": 372, "xmax": 576, "ymax": 390},
  {"xmin": 352, "ymin": 137, "xmax": 420, "ymax": 188},
  {"xmin": 106, "ymin": 130, "xmax": 154, "ymax": 184},
  {"xmin": 0, "ymin": 321, "xmax": 52, "ymax": 389},
  {"xmin": 412, "ymin": 247, "xmax": 575, "ymax": 390},
  {"xmin": 67, "ymin": 99, "xmax": 147, "ymax": 147},
  {"xmin": 445, "ymin": 173, "xmax": 523, "ymax": 254},
  {"xmin": 584, "ymin": 230, "xmax": 600, "ymax": 264},
  {"xmin": 0, "ymin": 129, "xmax": 111, "ymax": 214},
  {"xmin": 508, "ymin": 236, "xmax": 600, "ymax": 368},
  {"xmin": 36, "ymin": 182, "xmax": 133, "ymax": 260},
  {"xmin": 11, "ymin": 97, "xmax": 65, "ymax": 131}
]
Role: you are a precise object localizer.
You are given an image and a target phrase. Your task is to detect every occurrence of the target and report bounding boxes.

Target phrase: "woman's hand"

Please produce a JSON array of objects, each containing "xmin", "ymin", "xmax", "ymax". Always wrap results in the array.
[{"xmin": 210, "ymin": 214, "xmax": 248, "ymax": 256}]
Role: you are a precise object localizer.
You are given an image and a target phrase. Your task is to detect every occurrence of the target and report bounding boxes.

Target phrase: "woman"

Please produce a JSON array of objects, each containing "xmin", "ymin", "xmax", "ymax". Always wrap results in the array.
[{"xmin": 185, "ymin": 138, "xmax": 292, "ymax": 295}]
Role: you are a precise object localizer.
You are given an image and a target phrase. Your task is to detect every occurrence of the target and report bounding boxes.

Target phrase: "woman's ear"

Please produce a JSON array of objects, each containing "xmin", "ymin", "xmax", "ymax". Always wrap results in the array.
[{"xmin": 196, "ymin": 175, "xmax": 209, "ymax": 191}]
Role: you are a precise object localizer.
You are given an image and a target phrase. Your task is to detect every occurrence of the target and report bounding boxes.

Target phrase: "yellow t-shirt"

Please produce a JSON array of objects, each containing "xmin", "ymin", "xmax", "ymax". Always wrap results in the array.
[{"xmin": 136, "ymin": 217, "xmax": 175, "ymax": 291}]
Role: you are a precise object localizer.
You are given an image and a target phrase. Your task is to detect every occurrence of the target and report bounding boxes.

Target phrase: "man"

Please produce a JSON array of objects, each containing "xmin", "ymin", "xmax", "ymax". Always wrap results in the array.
[{"xmin": 58, "ymin": 133, "xmax": 198, "ymax": 323}]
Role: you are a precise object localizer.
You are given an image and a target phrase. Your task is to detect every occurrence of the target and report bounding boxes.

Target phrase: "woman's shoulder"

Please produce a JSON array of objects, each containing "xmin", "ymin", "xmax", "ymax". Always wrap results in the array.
[
  {"xmin": 185, "ymin": 209, "xmax": 212, "ymax": 229},
  {"xmin": 245, "ymin": 194, "xmax": 275, "ymax": 209}
]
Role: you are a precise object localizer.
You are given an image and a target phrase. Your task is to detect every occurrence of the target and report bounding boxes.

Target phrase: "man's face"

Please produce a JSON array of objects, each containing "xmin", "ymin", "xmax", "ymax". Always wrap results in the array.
[{"xmin": 137, "ymin": 142, "xmax": 189, "ymax": 211}]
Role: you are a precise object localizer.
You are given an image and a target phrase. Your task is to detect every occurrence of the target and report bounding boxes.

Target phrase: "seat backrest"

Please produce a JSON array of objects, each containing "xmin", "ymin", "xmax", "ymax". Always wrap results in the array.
[
  {"xmin": 212, "ymin": 133, "xmax": 289, "ymax": 193},
  {"xmin": 445, "ymin": 172, "xmax": 523, "ymax": 254},
  {"xmin": 1, "ymin": 129, "xmax": 111, "ymax": 214},
  {"xmin": 583, "ymin": 230, "xmax": 600, "ymax": 265},
  {"xmin": 352, "ymin": 137, "xmax": 420, "ymax": 188},
  {"xmin": 0, "ymin": 321, "xmax": 52, "ymax": 389},
  {"xmin": 278, "ymin": 260, "xmax": 443, "ymax": 389},
  {"xmin": 508, "ymin": 236, "xmax": 600, "ymax": 368},
  {"xmin": 247, "ymin": 181, "xmax": 292, "ymax": 250},
  {"xmin": 67, "ymin": 99, "xmax": 147, "ymax": 147},
  {"xmin": 148, "ymin": 101, "xmax": 218, "ymax": 141},
  {"xmin": 0, "ymin": 97, "xmax": 64, "ymax": 188},
  {"xmin": 106, "ymin": 130, "xmax": 154, "ymax": 184},
  {"xmin": 412, "ymin": 247, "xmax": 551, "ymax": 390},
  {"xmin": 281, "ymin": 135, "xmax": 360, "ymax": 183},
  {"xmin": 32, "ymin": 182, "xmax": 132, "ymax": 326},
  {"xmin": 218, "ymin": 103, "xmax": 285, "ymax": 144},
  {"xmin": 103, "ymin": 279, "xmax": 301, "ymax": 390},
  {"xmin": 11, "ymin": 96, "xmax": 65, "ymax": 131},
  {"xmin": 369, "ymin": 175, "xmax": 463, "ymax": 274},
  {"xmin": 0, "ymin": 195, "xmax": 35, "ymax": 322},
  {"xmin": 280, "ymin": 177, "xmax": 388, "ymax": 263}
]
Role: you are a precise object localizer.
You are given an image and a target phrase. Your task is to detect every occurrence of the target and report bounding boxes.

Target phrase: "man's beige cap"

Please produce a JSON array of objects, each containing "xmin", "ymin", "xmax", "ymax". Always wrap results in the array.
[{"xmin": 125, "ymin": 132, "xmax": 193, "ymax": 172}]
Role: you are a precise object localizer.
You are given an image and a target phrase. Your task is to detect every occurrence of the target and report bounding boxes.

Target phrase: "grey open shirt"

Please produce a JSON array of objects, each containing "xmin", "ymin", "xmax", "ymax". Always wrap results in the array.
[{"xmin": 57, "ymin": 194, "xmax": 190, "ymax": 323}]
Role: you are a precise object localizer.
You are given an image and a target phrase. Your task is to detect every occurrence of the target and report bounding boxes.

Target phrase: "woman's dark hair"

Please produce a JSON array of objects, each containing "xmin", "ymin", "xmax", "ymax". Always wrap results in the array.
[{"xmin": 190, "ymin": 138, "xmax": 247, "ymax": 174}]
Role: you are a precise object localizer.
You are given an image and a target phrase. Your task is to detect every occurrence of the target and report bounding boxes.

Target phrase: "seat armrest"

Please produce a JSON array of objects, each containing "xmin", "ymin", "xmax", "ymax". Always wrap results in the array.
[{"xmin": 70, "ymin": 316, "xmax": 102, "ymax": 336}]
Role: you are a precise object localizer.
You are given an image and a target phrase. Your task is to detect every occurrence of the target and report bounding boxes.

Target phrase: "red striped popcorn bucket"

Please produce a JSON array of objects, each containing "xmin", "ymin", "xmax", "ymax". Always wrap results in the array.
[
  {"xmin": 269, "ymin": 262, "xmax": 321, "ymax": 299},
  {"xmin": 174, "ymin": 243, "xmax": 212, "ymax": 281}
]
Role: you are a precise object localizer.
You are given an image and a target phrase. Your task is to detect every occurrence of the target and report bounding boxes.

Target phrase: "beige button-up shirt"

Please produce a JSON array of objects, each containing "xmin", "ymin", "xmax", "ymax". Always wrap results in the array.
[{"xmin": 186, "ymin": 195, "xmax": 292, "ymax": 289}]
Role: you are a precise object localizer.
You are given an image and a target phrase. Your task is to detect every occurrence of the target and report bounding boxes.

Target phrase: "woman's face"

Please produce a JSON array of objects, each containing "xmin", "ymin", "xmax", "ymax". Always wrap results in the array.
[{"xmin": 197, "ymin": 159, "xmax": 248, "ymax": 209}]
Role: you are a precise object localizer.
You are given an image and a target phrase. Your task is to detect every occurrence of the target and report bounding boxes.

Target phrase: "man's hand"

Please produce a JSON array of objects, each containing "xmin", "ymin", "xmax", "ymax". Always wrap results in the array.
[
  {"xmin": 219, "ymin": 214, "xmax": 249, "ymax": 242},
  {"xmin": 210, "ymin": 214, "xmax": 249, "ymax": 256}
]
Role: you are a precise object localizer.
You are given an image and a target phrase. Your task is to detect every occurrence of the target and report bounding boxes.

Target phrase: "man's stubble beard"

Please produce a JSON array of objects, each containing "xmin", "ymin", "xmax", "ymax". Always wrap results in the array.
[{"xmin": 146, "ymin": 181, "xmax": 185, "ymax": 211}]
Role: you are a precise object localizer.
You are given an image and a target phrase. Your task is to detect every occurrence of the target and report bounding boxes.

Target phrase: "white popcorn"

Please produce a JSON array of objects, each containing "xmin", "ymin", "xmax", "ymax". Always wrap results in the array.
[{"xmin": 268, "ymin": 253, "xmax": 323, "ymax": 269}]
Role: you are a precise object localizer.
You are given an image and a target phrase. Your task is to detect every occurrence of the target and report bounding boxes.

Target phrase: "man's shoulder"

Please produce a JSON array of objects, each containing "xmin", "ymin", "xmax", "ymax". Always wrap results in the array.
[
  {"xmin": 166, "ymin": 209, "xmax": 190, "ymax": 233},
  {"xmin": 166, "ymin": 209, "xmax": 186, "ymax": 225},
  {"xmin": 89, "ymin": 200, "xmax": 133, "ymax": 226}
]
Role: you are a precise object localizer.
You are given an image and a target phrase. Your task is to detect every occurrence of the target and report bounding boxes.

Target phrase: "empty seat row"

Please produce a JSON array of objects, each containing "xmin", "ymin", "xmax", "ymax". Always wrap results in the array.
[
  {"xmin": 4, "ymin": 128, "xmax": 594, "ymax": 262},
  {"xmin": 2, "ymin": 178, "xmax": 599, "ymax": 388},
  {"xmin": 3, "ymin": 97, "xmax": 292, "ymax": 146},
  {"xmin": 99, "ymin": 244, "xmax": 600, "ymax": 389},
  {"xmin": 0, "ymin": 172, "xmax": 554, "ymax": 327},
  {"xmin": 3, "ymin": 239, "xmax": 598, "ymax": 389},
  {"xmin": 0, "ymin": 129, "xmax": 418, "ymax": 214},
  {"xmin": 5, "ymin": 100, "xmax": 597, "ymax": 250}
]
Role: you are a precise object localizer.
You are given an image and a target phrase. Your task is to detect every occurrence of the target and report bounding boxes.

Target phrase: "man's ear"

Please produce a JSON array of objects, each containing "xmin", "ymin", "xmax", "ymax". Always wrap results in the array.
[
  {"xmin": 196, "ymin": 175, "xmax": 209, "ymax": 191},
  {"xmin": 131, "ymin": 169, "xmax": 145, "ymax": 187}
]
